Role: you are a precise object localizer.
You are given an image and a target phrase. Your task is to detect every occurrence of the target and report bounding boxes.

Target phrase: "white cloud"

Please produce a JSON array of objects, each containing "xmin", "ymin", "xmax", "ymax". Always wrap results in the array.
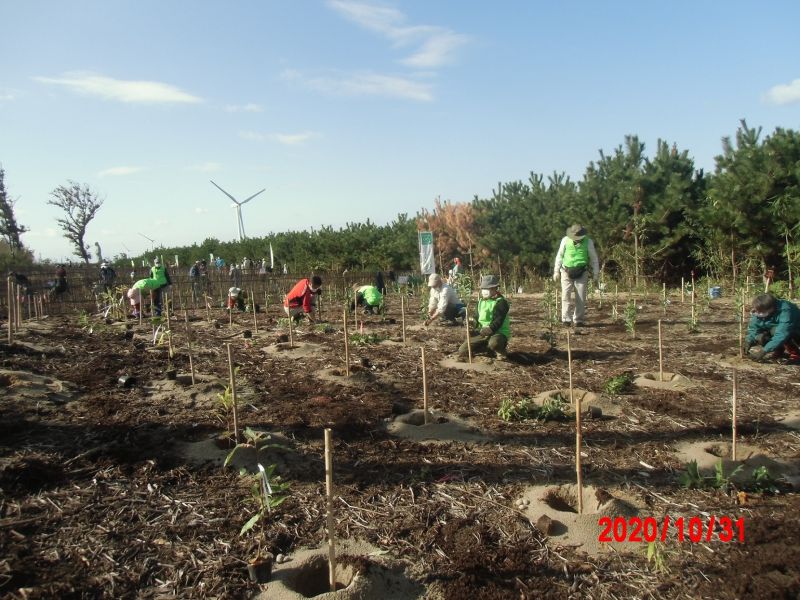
[
  {"xmin": 26, "ymin": 228, "xmax": 58, "ymax": 238},
  {"xmin": 0, "ymin": 89, "xmax": 17, "ymax": 102},
  {"xmin": 271, "ymin": 131, "xmax": 315, "ymax": 145},
  {"xmin": 239, "ymin": 130, "xmax": 318, "ymax": 144},
  {"xmin": 764, "ymin": 78, "xmax": 800, "ymax": 105},
  {"xmin": 194, "ymin": 207, "xmax": 209, "ymax": 214},
  {"xmin": 239, "ymin": 130, "xmax": 266, "ymax": 142},
  {"xmin": 97, "ymin": 166, "xmax": 145, "ymax": 177},
  {"xmin": 34, "ymin": 72, "xmax": 203, "ymax": 104},
  {"xmin": 281, "ymin": 69, "xmax": 432, "ymax": 101},
  {"xmin": 224, "ymin": 103, "xmax": 264, "ymax": 112},
  {"xmin": 186, "ymin": 162, "xmax": 222, "ymax": 172},
  {"xmin": 326, "ymin": 0, "xmax": 468, "ymax": 68}
]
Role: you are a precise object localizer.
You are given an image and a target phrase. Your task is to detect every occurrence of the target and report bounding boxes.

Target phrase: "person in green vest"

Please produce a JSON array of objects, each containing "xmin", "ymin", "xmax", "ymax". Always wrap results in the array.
[
  {"xmin": 458, "ymin": 275, "xmax": 510, "ymax": 360},
  {"xmin": 553, "ymin": 224, "xmax": 600, "ymax": 326},
  {"xmin": 149, "ymin": 257, "xmax": 172, "ymax": 316},
  {"xmin": 746, "ymin": 293, "xmax": 800, "ymax": 363},
  {"xmin": 351, "ymin": 284, "xmax": 383, "ymax": 314}
]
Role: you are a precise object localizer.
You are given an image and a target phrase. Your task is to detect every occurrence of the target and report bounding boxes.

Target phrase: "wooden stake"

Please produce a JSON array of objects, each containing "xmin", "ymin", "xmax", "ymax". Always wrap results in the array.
[
  {"xmin": 464, "ymin": 304, "xmax": 473, "ymax": 364},
  {"xmin": 15, "ymin": 284, "xmax": 22, "ymax": 328},
  {"xmin": 662, "ymin": 283, "xmax": 667, "ymax": 312},
  {"xmin": 228, "ymin": 303, "xmax": 233, "ymax": 328},
  {"xmin": 400, "ymin": 294, "xmax": 406, "ymax": 343},
  {"xmin": 567, "ymin": 332, "xmax": 583, "ymax": 514},
  {"xmin": 658, "ymin": 319, "xmax": 664, "ymax": 382},
  {"xmin": 288, "ymin": 311, "xmax": 294, "ymax": 349},
  {"xmin": 739, "ymin": 300, "xmax": 745, "ymax": 359},
  {"xmin": 251, "ymin": 289, "xmax": 258, "ymax": 334},
  {"xmin": 7, "ymin": 277, "xmax": 13, "ymax": 344},
  {"xmin": 184, "ymin": 312, "xmax": 196, "ymax": 385},
  {"xmin": 681, "ymin": 277, "xmax": 685, "ymax": 303},
  {"xmin": 731, "ymin": 369, "xmax": 738, "ymax": 461},
  {"xmin": 324, "ymin": 428, "xmax": 337, "ymax": 593},
  {"xmin": 165, "ymin": 292, "xmax": 171, "ymax": 331},
  {"xmin": 421, "ymin": 347, "xmax": 429, "ymax": 424},
  {"xmin": 226, "ymin": 343, "xmax": 240, "ymax": 444},
  {"xmin": 343, "ymin": 308, "xmax": 350, "ymax": 377},
  {"xmin": 205, "ymin": 295, "xmax": 211, "ymax": 323}
]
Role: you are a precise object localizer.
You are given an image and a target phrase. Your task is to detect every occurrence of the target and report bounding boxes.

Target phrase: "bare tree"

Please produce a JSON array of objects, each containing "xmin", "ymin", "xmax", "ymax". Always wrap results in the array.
[
  {"xmin": 0, "ymin": 166, "xmax": 28, "ymax": 253},
  {"xmin": 48, "ymin": 181, "xmax": 104, "ymax": 264}
]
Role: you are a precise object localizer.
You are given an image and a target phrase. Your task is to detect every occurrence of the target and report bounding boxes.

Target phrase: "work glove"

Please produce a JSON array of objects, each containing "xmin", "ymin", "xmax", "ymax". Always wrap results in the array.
[
  {"xmin": 744, "ymin": 340, "xmax": 754, "ymax": 352},
  {"xmin": 552, "ymin": 272, "xmax": 560, "ymax": 282},
  {"xmin": 480, "ymin": 326, "xmax": 493, "ymax": 337},
  {"xmin": 749, "ymin": 347, "xmax": 766, "ymax": 362}
]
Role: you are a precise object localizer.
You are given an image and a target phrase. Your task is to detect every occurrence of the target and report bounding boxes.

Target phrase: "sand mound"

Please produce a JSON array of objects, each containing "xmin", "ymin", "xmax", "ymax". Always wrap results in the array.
[
  {"xmin": 634, "ymin": 371, "xmax": 694, "ymax": 391},
  {"xmin": 263, "ymin": 341, "xmax": 325, "ymax": 359},
  {"xmin": 533, "ymin": 388, "xmax": 622, "ymax": 418},
  {"xmin": 674, "ymin": 440, "xmax": 800, "ymax": 488},
  {"xmin": 518, "ymin": 484, "xmax": 644, "ymax": 556},
  {"xmin": 177, "ymin": 430, "xmax": 301, "ymax": 473},
  {"xmin": 439, "ymin": 357, "xmax": 509, "ymax": 372},
  {"xmin": 143, "ymin": 374, "xmax": 230, "ymax": 412},
  {"xmin": 254, "ymin": 539, "xmax": 424, "ymax": 600},
  {"xmin": 0, "ymin": 369, "xmax": 78, "ymax": 406},
  {"xmin": 387, "ymin": 409, "xmax": 489, "ymax": 444}
]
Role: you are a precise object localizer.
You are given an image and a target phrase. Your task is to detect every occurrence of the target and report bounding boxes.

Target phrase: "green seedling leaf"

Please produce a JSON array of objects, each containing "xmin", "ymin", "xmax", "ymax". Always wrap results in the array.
[{"xmin": 240, "ymin": 513, "xmax": 260, "ymax": 536}]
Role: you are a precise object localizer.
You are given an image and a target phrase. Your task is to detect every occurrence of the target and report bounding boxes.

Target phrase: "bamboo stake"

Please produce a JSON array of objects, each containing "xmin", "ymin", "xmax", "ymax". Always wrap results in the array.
[
  {"xmin": 251, "ymin": 289, "xmax": 258, "ymax": 334},
  {"xmin": 205, "ymin": 295, "xmax": 211, "ymax": 323},
  {"xmin": 184, "ymin": 312, "xmax": 195, "ymax": 385},
  {"xmin": 264, "ymin": 292, "xmax": 269, "ymax": 317},
  {"xmin": 288, "ymin": 311, "xmax": 294, "ymax": 349},
  {"xmin": 731, "ymin": 369, "xmax": 738, "ymax": 461},
  {"xmin": 324, "ymin": 429, "xmax": 337, "ymax": 593},
  {"xmin": 681, "ymin": 277, "xmax": 685, "ymax": 302},
  {"xmin": 165, "ymin": 292, "xmax": 171, "ymax": 331},
  {"xmin": 739, "ymin": 297, "xmax": 745, "ymax": 359},
  {"xmin": 7, "ymin": 277, "xmax": 13, "ymax": 344},
  {"xmin": 421, "ymin": 347, "xmax": 429, "ymax": 424},
  {"xmin": 400, "ymin": 294, "xmax": 406, "ymax": 343},
  {"xmin": 15, "ymin": 284, "xmax": 22, "ymax": 328},
  {"xmin": 228, "ymin": 303, "xmax": 233, "ymax": 328},
  {"xmin": 567, "ymin": 331, "xmax": 583, "ymax": 514},
  {"xmin": 226, "ymin": 343, "xmax": 240, "ymax": 444},
  {"xmin": 464, "ymin": 304, "xmax": 473, "ymax": 364},
  {"xmin": 343, "ymin": 308, "xmax": 350, "ymax": 377},
  {"xmin": 658, "ymin": 319, "xmax": 664, "ymax": 382},
  {"xmin": 662, "ymin": 283, "xmax": 667, "ymax": 313}
]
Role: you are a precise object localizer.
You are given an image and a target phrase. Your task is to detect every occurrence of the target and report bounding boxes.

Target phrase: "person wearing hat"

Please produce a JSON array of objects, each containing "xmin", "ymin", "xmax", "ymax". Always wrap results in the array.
[
  {"xmin": 351, "ymin": 283, "xmax": 383, "ymax": 315},
  {"xmin": 284, "ymin": 275, "xmax": 322, "ymax": 324},
  {"xmin": 425, "ymin": 273, "xmax": 465, "ymax": 326},
  {"xmin": 746, "ymin": 293, "xmax": 800, "ymax": 364},
  {"xmin": 149, "ymin": 257, "xmax": 172, "ymax": 317},
  {"xmin": 553, "ymin": 224, "xmax": 600, "ymax": 326},
  {"xmin": 226, "ymin": 287, "xmax": 246, "ymax": 312},
  {"xmin": 98, "ymin": 262, "xmax": 117, "ymax": 293},
  {"xmin": 458, "ymin": 274, "xmax": 510, "ymax": 359}
]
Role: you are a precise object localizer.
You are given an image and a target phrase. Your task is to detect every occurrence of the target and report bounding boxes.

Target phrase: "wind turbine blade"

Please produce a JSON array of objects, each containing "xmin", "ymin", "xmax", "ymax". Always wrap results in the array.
[
  {"xmin": 210, "ymin": 180, "xmax": 240, "ymax": 204},
  {"xmin": 240, "ymin": 188, "xmax": 266, "ymax": 205}
]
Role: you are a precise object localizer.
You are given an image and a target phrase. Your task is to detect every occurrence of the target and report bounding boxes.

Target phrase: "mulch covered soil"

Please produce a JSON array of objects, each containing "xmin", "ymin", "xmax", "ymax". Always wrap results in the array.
[{"xmin": 1, "ymin": 291, "xmax": 799, "ymax": 599}]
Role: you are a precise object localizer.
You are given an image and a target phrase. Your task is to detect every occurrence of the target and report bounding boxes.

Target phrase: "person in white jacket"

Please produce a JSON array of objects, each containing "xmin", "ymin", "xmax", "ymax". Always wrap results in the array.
[
  {"xmin": 553, "ymin": 224, "xmax": 600, "ymax": 326},
  {"xmin": 424, "ymin": 274, "xmax": 466, "ymax": 326}
]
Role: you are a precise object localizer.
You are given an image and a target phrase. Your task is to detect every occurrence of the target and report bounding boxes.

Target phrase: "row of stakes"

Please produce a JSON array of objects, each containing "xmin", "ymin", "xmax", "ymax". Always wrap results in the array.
[{"xmin": 7, "ymin": 275, "xmax": 749, "ymax": 528}]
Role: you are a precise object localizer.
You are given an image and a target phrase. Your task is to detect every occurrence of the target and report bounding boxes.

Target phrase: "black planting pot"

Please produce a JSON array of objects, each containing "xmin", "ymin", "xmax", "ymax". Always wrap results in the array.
[
  {"xmin": 166, "ymin": 369, "xmax": 177, "ymax": 380},
  {"xmin": 247, "ymin": 554, "xmax": 273, "ymax": 583}
]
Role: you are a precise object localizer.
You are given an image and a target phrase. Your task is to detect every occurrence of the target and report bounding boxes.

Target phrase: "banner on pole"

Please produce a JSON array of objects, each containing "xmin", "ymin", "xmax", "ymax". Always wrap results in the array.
[
  {"xmin": 269, "ymin": 243, "xmax": 275, "ymax": 270},
  {"xmin": 418, "ymin": 231, "xmax": 436, "ymax": 275}
]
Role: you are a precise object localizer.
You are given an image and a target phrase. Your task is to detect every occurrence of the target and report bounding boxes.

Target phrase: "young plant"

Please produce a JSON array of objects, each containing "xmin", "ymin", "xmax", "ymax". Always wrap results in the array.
[
  {"xmin": 623, "ymin": 299, "xmax": 637, "ymax": 338},
  {"xmin": 497, "ymin": 394, "xmax": 570, "ymax": 423},
  {"xmin": 646, "ymin": 541, "xmax": 670, "ymax": 574},
  {"xmin": 602, "ymin": 373, "xmax": 635, "ymax": 395},
  {"xmin": 239, "ymin": 463, "xmax": 290, "ymax": 562},
  {"xmin": 348, "ymin": 332, "xmax": 384, "ymax": 346}
]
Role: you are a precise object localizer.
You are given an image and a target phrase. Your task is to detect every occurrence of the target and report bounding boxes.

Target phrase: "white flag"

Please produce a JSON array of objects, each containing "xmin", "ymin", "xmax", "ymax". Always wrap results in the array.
[
  {"xmin": 269, "ymin": 243, "xmax": 274, "ymax": 270},
  {"xmin": 418, "ymin": 232, "xmax": 436, "ymax": 275}
]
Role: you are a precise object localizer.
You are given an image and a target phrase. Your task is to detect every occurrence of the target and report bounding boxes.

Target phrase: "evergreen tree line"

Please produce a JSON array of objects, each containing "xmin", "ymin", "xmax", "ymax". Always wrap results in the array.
[{"xmin": 3, "ymin": 121, "xmax": 799, "ymax": 287}]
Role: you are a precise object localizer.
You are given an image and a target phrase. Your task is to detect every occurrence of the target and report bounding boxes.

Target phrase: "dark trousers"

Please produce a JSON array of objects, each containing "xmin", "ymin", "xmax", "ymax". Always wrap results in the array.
[{"xmin": 458, "ymin": 333, "xmax": 508, "ymax": 358}]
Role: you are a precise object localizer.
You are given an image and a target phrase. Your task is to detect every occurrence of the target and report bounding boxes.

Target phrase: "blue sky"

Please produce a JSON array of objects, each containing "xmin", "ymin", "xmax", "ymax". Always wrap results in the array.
[{"xmin": 1, "ymin": 0, "xmax": 799, "ymax": 261}]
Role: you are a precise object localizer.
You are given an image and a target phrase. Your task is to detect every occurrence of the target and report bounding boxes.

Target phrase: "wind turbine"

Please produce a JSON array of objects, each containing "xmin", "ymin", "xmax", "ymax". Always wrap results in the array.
[
  {"xmin": 210, "ymin": 180, "xmax": 265, "ymax": 241},
  {"xmin": 138, "ymin": 232, "xmax": 156, "ymax": 251}
]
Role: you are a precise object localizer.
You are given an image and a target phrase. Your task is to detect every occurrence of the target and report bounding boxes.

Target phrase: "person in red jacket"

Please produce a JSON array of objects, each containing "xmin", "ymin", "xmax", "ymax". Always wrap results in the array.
[{"xmin": 283, "ymin": 275, "xmax": 322, "ymax": 324}]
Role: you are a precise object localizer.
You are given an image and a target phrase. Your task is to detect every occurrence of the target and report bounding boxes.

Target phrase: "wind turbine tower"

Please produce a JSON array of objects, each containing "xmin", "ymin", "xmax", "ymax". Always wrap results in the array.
[{"xmin": 210, "ymin": 180, "xmax": 266, "ymax": 241}]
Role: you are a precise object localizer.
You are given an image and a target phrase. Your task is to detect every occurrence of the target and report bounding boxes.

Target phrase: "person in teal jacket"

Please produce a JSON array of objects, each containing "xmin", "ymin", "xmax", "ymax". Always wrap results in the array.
[
  {"xmin": 351, "ymin": 284, "xmax": 383, "ymax": 314},
  {"xmin": 746, "ymin": 293, "xmax": 800, "ymax": 363},
  {"xmin": 458, "ymin": 274, "xmax": 510, "ymax": 360}
]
